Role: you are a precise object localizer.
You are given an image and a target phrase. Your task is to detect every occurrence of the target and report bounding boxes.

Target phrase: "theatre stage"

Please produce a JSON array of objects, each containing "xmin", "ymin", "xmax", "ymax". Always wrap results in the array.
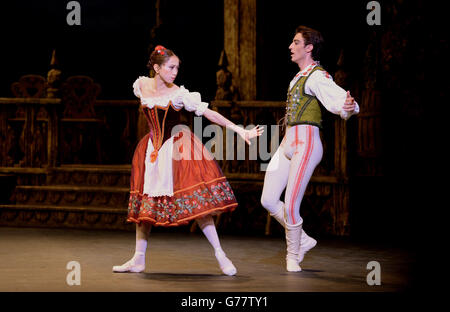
[{"xmin": 0, "ymin": 227, "xmax": 415, "ymax": 292}]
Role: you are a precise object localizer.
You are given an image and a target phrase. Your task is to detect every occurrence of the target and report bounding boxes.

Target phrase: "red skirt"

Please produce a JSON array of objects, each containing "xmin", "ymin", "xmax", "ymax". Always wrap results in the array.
[{"xmin": 127, "ymin": 128, "xmax": 237, "ymax": 226}]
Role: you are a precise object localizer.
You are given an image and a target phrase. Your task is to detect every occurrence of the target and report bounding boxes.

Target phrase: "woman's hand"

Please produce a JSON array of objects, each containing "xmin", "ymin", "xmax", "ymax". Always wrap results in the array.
[
  {"xmin": 237, "ymin": 125, "xmax": 264, "ymax": 145},
  {"xmin": 343, "ymin": 91, "xmax": 356, "ymax": 112},
  {"xmin": 203, "ymin": 109, "xmax": 264, "ymax": 145}
]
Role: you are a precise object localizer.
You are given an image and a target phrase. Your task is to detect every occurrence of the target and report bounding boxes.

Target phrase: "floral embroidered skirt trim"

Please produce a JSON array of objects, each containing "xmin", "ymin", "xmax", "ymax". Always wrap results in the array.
[{"xmin": 126, "ymin": 129, "xmax": 238, "ymax": 226}]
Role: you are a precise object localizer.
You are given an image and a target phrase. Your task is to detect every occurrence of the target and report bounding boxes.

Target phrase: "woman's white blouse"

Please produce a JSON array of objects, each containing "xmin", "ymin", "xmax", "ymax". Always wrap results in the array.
[
  {"xmin": 133, "ymin": 76, "xmax": 209, "ymax": 116},
  {"xmin": 131, "ymin": 76, "xmax": 209, "ymax": 197}
]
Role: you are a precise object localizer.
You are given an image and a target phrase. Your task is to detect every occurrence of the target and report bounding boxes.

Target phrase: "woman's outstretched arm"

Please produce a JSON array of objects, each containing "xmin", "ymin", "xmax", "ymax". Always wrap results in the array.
[{"xmin": 202, "ymin": 108, "xmax": 264, "ymax": 145}]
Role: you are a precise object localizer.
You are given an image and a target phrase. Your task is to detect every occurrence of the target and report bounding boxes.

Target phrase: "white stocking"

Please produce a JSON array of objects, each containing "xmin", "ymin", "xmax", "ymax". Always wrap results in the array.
[
  {"xmin": 196, "ymin": 215, "xmax": 236, "ymax": 276},
  {"xmin": 133, "ymin": 222, "xmax": 151, "ymax": 265},
  {"xmin": 113, "ymin": 222, "xmax": 151, "ymax": 273}
]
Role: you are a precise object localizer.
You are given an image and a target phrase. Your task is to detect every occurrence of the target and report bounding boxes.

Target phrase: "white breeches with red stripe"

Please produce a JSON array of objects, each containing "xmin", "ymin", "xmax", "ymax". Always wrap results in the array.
[{"xmin": 261, "ymin": 125, "xmax": 323, "ymax": 225}]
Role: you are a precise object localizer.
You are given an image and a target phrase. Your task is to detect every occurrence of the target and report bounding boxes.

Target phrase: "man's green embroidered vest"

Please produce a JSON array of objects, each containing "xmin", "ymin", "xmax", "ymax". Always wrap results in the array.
[{"xmin": 286, "ymin": 66, "xmax": 324, "ymax": 129}]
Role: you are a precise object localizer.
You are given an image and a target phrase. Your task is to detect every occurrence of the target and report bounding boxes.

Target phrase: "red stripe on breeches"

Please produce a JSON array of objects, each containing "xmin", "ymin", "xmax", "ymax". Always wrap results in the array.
[
  {"xmin": 288, "ymin": 126, "xmax": 313, "ymax": 224},
  {"xmin": 284, "ymin": 125, "xmax": 322, "ymax": 225}
]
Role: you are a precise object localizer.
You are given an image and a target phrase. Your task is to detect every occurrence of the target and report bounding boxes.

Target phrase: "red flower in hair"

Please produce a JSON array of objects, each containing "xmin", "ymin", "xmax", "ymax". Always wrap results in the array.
[{"xmin": 155, "ymin": 45, "xmax": 166, "ymax": 55}]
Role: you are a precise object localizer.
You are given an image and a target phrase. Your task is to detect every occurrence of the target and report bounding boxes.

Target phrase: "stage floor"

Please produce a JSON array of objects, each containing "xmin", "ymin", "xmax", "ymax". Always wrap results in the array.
[{"xmin": 0, "ymin": 227, "xmax": 415, "ymax": 292}]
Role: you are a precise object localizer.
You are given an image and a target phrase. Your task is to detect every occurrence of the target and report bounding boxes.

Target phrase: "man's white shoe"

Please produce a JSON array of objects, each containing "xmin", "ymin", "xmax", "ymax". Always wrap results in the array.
[
  {"xmin": 285, "ymin": 221, "xmax": 303, "ymax": 272},
  {"xmin": 286, "ymin": 258, "xmax": 302, "ymax": 272},
  {"xmin": 298, "ymin": 234, "xmax": 317, "ymax": 263}
]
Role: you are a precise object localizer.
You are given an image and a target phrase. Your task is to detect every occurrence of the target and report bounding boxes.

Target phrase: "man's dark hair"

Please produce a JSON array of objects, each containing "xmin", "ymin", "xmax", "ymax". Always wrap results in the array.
[{"xmin": 295, "ymin": 26, "xmax": 324, "ymax": 61}]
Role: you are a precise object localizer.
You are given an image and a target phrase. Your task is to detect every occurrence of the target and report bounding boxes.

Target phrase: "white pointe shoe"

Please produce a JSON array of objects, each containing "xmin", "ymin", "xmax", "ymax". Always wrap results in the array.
[
  {"xmin": 298, "ymin": 233, "xmax": 317, "ymax": 263},
  {"xmin": 112, "ymin": 252, "xmax": 145, "ymax": 273},
  {"xmin": 215, "ymin": 248, "xmax": 237, "ymax": 276}
]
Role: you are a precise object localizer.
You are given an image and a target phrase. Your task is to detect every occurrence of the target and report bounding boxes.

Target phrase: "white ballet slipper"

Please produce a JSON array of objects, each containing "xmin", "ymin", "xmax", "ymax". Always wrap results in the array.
[
  {"xmin": 112, "ymin": 251, "xmax": 145, "ymax": 273},
  {"xmin": 215, "ymin": 248, "xmax": 237, "ymax": 276}
]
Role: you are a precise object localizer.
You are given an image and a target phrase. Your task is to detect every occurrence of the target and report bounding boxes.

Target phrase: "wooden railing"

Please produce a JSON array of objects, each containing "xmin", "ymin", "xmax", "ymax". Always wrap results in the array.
[
  {"xmin": 0, "ymin": 98, "xmax": 140, "ymax": 168},
  {"xmin": 0, "ymin": 97, "xmax": 61, "ymax": 168}
]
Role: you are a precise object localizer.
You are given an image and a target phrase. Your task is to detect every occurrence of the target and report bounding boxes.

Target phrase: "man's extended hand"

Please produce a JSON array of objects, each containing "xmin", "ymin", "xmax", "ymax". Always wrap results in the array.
[{"xmin": 343, "ymin": 91, "xmax": 356, "ymax": 112}]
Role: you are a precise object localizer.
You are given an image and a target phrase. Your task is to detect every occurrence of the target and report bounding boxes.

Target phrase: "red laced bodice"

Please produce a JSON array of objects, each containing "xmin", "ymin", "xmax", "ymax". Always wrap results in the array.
[{"xmin": 142, "ymin": 102, "xmax": 181, "ymax": 162}]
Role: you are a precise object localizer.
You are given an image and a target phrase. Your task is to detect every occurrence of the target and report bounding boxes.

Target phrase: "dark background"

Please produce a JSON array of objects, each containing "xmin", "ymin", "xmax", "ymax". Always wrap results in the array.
[
  {"xmin": 1, "ymin": 0, "xmax": 368, "ymax": 101},
  {"xmin": 0, "ymin": 0, "xmax": 224, "ymax": 100},
  {"xmin": 0, "ymin": 0, "xmax": 433, "ymax": 249}
]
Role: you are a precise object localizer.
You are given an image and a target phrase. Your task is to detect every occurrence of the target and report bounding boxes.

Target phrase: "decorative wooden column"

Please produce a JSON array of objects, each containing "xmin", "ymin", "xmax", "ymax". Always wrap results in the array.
[
  {"xmin": 333, "ymin": 50, "xmax": 351, "ymax": 236},
  {"xmin": 224, "ymin": 0, "xmax": 257, "ymax": 100},
  {"xmin": 46, "ymin": 50, "xmax": 62, "ymax": 168}
]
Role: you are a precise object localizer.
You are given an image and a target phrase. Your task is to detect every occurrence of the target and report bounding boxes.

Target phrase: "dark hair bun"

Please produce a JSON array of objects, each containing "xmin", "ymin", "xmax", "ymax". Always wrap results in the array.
[{"xmin": 146, "ymin": 45, "xmax": 176, "ymax": 75}]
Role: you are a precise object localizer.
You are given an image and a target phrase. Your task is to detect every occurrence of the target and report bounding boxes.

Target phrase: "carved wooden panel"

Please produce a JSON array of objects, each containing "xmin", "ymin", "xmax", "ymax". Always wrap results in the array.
[
  {"xmin": 11, "ymin": 75, "xmax": 47, "ymax": 98},
  {"xmin": 61, "ymin": 76, "xmax": 101, "ymax": 119}
]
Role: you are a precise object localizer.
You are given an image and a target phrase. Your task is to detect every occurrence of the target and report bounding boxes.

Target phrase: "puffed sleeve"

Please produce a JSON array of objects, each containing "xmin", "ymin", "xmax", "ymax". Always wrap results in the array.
[
  {"xmin": 174, "ymin": 89, "xmax": 209, "ymax": 116},
  {"xmin": 305, "ymin": 70, "xmax": 359, "ymax": 120},
  {"xmin": 132, "ymin": 76, "xmax": 147, "ymax": 99}
]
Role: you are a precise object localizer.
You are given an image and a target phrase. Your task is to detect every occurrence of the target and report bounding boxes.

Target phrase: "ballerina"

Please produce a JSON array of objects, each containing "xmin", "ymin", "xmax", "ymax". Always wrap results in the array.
[{"xmin": 113, "ymin": 45, "xmax": 263, "ymax": 276}]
